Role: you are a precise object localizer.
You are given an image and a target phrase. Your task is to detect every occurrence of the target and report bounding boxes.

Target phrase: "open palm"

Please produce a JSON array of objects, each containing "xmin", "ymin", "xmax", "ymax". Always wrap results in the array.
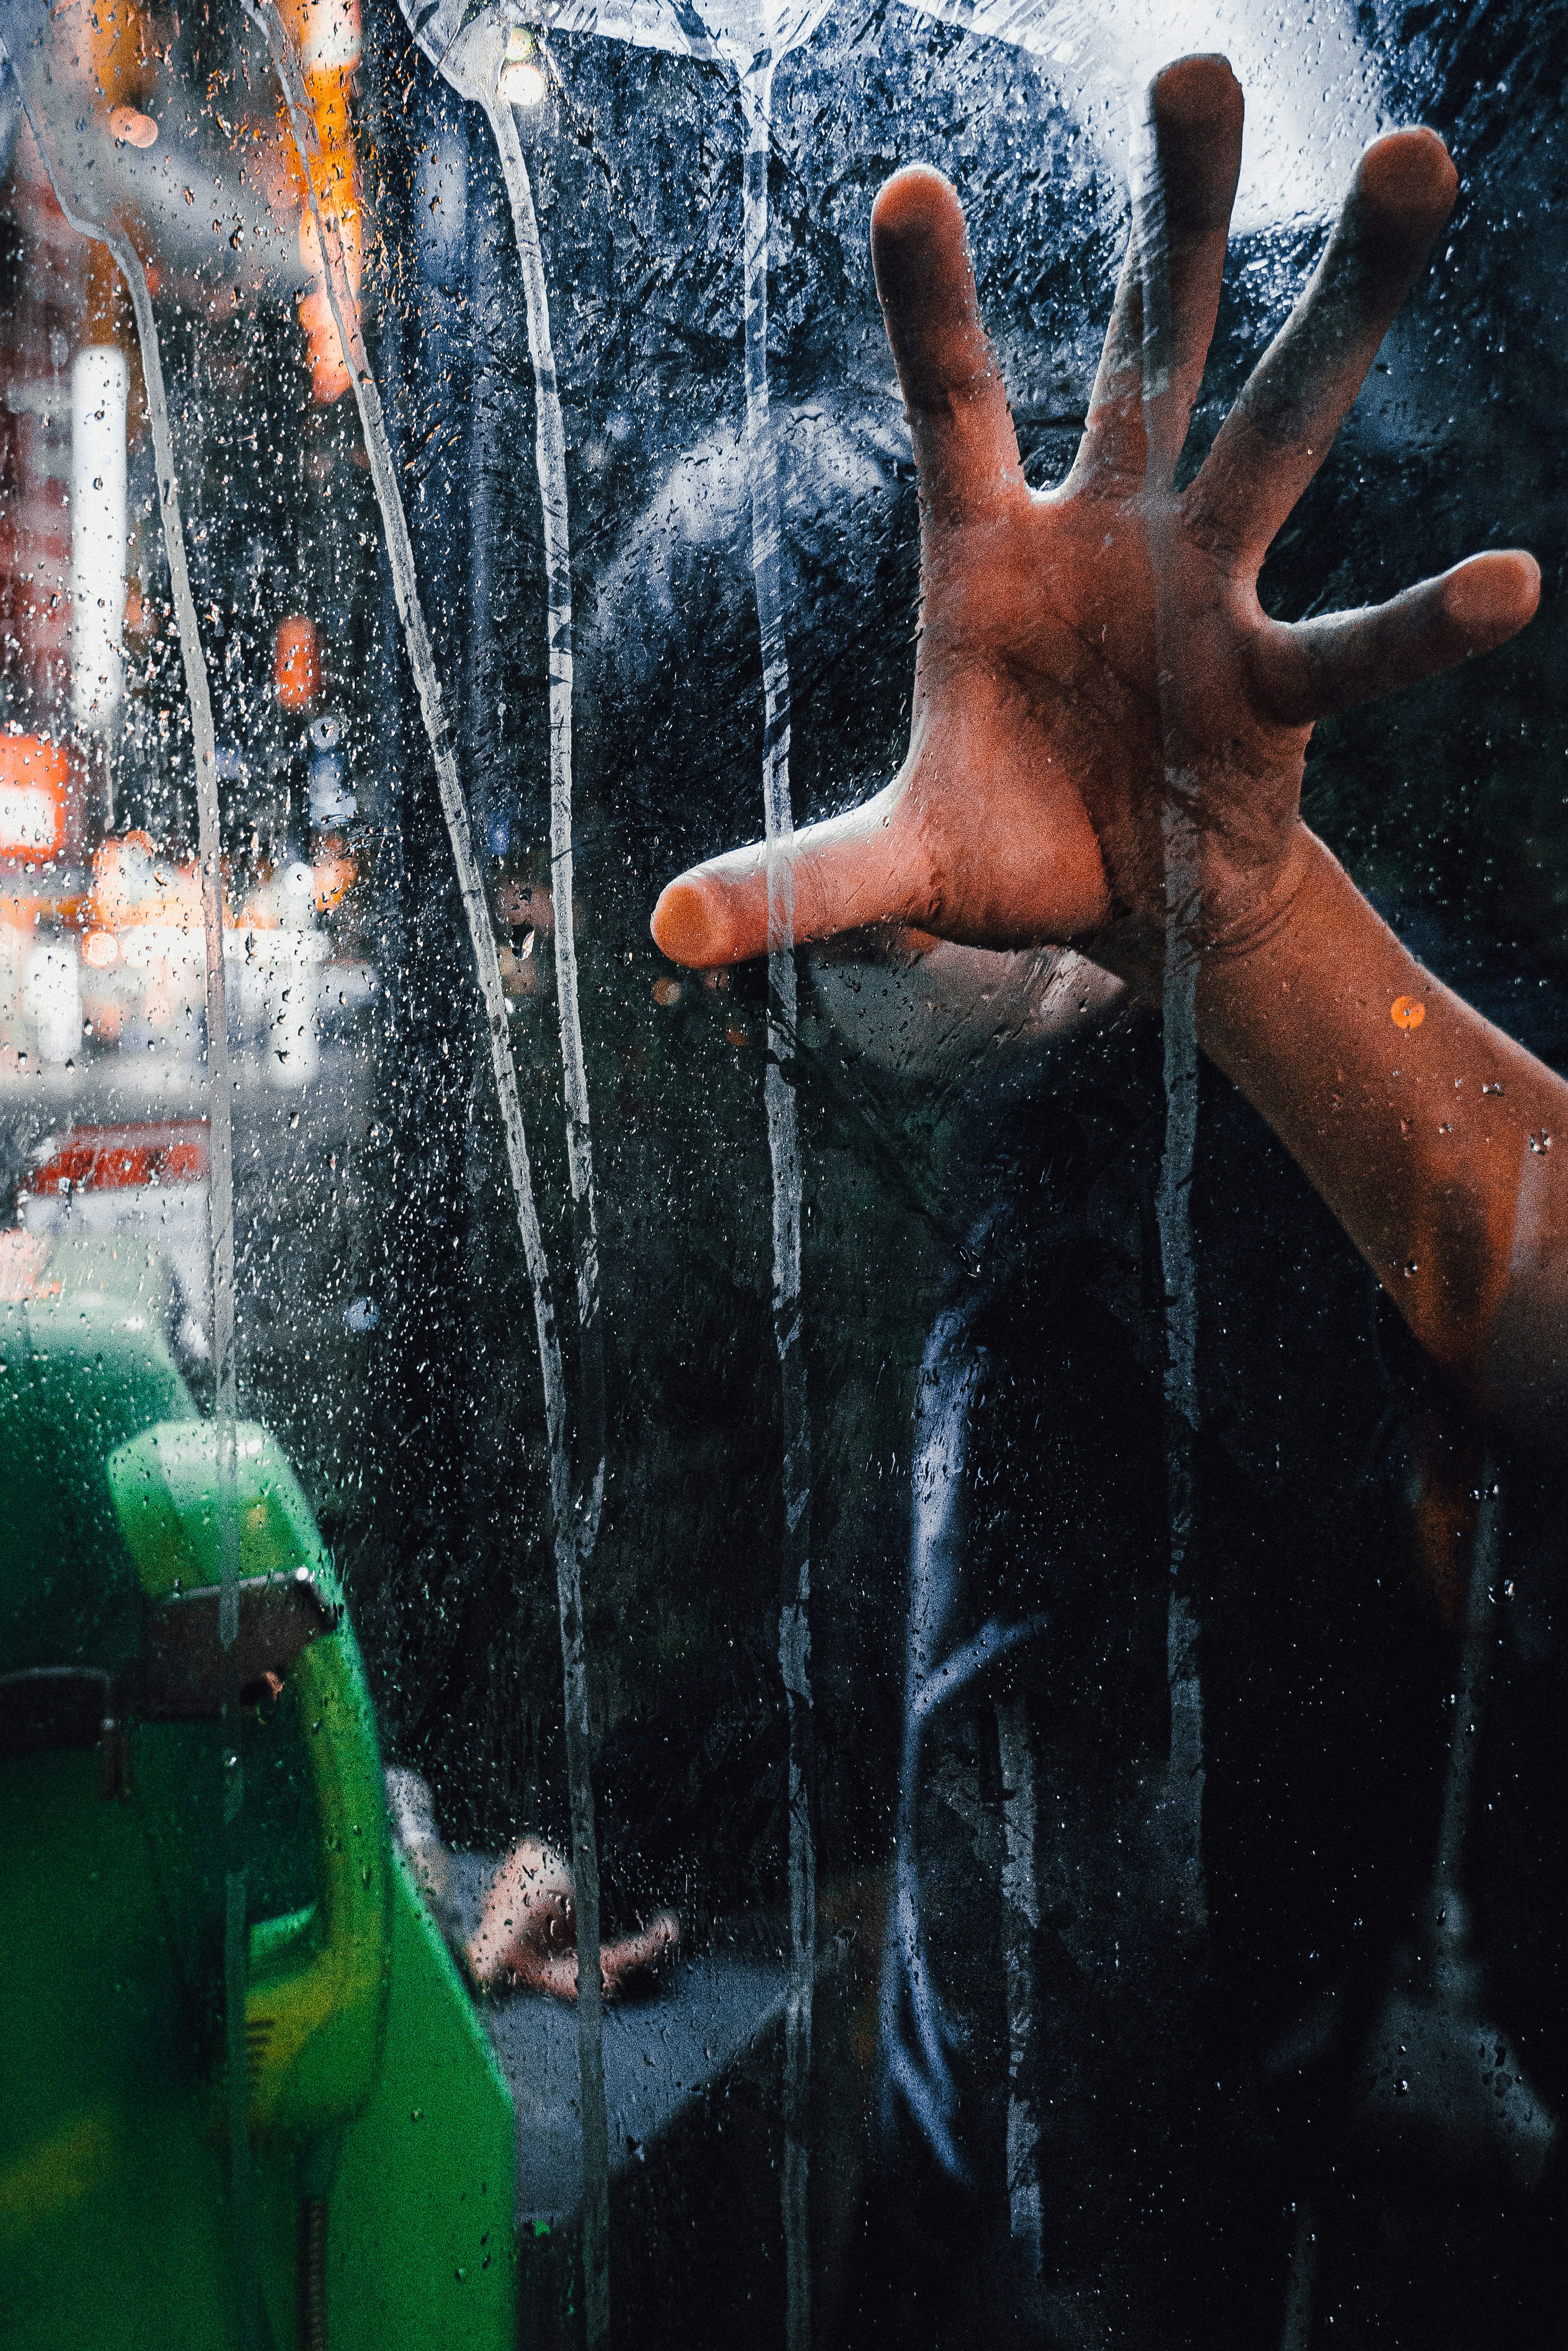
[{"xmin": 650, "ymin": 56, "xmax": 1537, "ymax": 979}]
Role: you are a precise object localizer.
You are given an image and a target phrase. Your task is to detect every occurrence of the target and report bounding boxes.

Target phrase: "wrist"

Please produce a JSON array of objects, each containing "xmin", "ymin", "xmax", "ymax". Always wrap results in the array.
[
  {"xmin": 1087, "ymin": 822, "xmax": 1328, "ymax": 1006},
  {"xmin": 1196, "ymin": 823, "xmax": 1332, "ymax": 976}
]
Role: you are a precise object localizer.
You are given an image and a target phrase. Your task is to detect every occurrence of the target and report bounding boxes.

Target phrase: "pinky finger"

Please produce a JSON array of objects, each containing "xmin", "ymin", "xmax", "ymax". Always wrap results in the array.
[{"xmin": 1251, "ymin": 549, "xmax": 1540, "ymax": 726}]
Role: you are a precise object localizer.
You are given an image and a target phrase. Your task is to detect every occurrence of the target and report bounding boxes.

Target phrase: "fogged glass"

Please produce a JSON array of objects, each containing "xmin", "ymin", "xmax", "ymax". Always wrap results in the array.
[{"xmin": 1, "ymin": 4, "xmax": 1564, "ymax": 2347}]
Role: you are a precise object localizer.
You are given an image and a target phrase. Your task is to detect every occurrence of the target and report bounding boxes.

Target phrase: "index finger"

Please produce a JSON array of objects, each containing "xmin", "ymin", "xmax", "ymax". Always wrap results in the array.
[{"xmin": 871, "ymin": 165, "xmax": 1026, "ymax": 528}]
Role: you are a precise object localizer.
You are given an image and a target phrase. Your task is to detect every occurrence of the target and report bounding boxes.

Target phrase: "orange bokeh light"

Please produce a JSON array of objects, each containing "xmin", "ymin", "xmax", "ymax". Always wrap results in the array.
[{"xmin": 275, "ymin": 615, "xmax": 322, "ymax": 711}]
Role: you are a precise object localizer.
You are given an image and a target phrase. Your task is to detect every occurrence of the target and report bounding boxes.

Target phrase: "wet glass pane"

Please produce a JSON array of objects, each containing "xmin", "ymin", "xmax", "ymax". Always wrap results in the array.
[{"xmin": 2, "ymin": 4, "xmax": 1565, "ymax": 2346}]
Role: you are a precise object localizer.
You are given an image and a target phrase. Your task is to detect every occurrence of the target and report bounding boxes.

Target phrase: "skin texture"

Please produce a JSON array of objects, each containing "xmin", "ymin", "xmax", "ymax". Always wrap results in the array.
[
  {"xmin": 650, "ymin": 55, "xmax": 1568, "ymax": 1431},
  {"xmin": 468, "ymin": 1834, "xmax": 680, "ymax": 1999}
]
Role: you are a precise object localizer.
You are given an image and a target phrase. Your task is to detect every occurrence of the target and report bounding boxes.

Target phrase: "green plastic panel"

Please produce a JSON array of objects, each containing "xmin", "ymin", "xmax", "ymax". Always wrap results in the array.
[
  {"xmin": 108, "ymin": 1419, "xmax": 389, "ymax": 2142},
  {"xmin": 0, "ymin": 1747, "xmax": 249, "ymax": 2350},
  {"xmin": 330, "ymin": 1850, "xmax": 517, "ymax": 2351},
  {"xmin": 2, "ymin": 1266, "xmax": 517, "ymax": 2350},
  {"xmin": 107, "ymin": 1417, "xmax": 342, "ymax": 1606},
  {"xmin": 0, "ymin": 1240, "xmax": 195, "ymax": 1678}
]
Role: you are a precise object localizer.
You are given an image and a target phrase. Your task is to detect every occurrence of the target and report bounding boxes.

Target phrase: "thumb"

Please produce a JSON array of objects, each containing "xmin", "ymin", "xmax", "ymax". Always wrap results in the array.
[{"xmin": 650, "ymin": 784, "xmax": 929, "ymax": 967}]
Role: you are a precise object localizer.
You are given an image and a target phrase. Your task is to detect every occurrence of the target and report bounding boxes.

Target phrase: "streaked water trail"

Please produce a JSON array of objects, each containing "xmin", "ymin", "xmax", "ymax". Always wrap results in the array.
[
  {"xmin": 4, "ymin": 40, "xmax": 248, "ymax": 2335},
  {"xmin": 739, "ymin": 56, "xmax": 816, "ymax": 2351},
  {"xmin": 1132, "ymin": 90, "xmax": 1206, "ymax": 1926},
  {"xmin": 483, "ymin": 87, "xmax": 611, "ymax": 2343},
  {"xmin": 245, "ymin": 13, "xmax": 612, "ymax": 2335},
  {"xmin": 996, "ymin": 1694, "xmax": 1042, "ymax": 2271}
]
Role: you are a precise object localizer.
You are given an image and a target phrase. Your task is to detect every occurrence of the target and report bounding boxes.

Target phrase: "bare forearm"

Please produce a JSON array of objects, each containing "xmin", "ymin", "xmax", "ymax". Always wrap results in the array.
[{"xmin": 1194, "ymin": 829, "xmax": 1568, "ymax": 1410}]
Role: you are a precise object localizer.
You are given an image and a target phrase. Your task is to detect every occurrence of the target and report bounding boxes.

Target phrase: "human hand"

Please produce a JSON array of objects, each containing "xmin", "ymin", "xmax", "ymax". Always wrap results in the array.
[{"xmin": 650, "ymin": 55, "xmax": 1537, "ymax": 987}]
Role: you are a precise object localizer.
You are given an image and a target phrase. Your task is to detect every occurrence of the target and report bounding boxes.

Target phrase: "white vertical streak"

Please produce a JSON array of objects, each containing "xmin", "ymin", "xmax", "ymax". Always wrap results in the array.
[
  {"xmin": 741, "ymin": 54, "xmax": 815, "ymax": 2351},
  {"xmin": 1278, "ymin": 2202, "xmax": 1318, "ymax": 2351},
  {"xmin": 1434, "ymin": 1460, "xmax": 1500, "ymax": 1897},
  {"xmin": 996, "ymin": 1694, "xmax": 1042, "ymax": 2271},
  {"xmin": 484, "ymin": 92, "xmax": 611, "ymax": 2348},
  {"xmin": 483, "ymin": 95, "xmax": 605, "ymax": 1546},
  {"xmin": 243, "ymin": 16, "xmax": 612, "ymax": 2340},
  {"xmin": 878, "ymin": 1324, "xmax": 975, "ymax": 2177},
  {"xmin": 6, "ymin": 45, "xmax": 248, "ymax": 2335},
  {"xmin": 1132, "ymin": 91, "xmax": 1206, "ymax": 1926},
  {"xmin": 69, "ymin": 345, "xmax": 127, "ymax": 734},
  {"xmin": 4, "ymin": 71, "xmax": 238, "ymax": 1634}
]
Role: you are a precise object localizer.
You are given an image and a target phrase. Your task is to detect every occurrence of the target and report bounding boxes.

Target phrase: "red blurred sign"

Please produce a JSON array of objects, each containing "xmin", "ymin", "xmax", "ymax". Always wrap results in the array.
[{"xmin": 24, "ymin": 1120, "xmax": 211, "ymax": 1196}]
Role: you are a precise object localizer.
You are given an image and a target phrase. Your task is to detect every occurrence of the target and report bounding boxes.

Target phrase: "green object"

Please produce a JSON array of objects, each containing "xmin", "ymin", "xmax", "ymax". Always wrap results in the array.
[
  {"xmin": 109, "ymin": 1420, "xmax": 383, "ymax": 2143},
  {"xmin": 0, "ymin": 1236, "xmax": 194, "ymax": 1680},
  {"xmin": 108, "ymin": 1417, "xmax": 341, "ymax": 1605},
  {"xmin": 330, "ymin": 1850, "xmax": 519, "ymax": 2349},
  {"xmin": 0, "ymin": 1237, "xmax": 515, "ymax": 2351},
  {"xmin": 0, "ymin": 1741, "xmax": 246, "ymax": 2348}
]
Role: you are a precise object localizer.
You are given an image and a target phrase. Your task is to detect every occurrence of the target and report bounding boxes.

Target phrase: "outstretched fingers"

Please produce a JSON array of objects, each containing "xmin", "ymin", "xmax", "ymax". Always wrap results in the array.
[
  {"xmin": 650, "ymin": 786, "xmax": 933, "ymax": 968},
  {"xmin": 1069, "ymin": 54, "xmax": 1243, "ymax": 494},
  {"xmin": 871, "ymin": 166, "xmax": 1025, "ymax": 528},
  {"xmin": 1251, "ymin": 550, "xmax": 1540, "ymax": 726},
  {"xmin": 1187, "ymin": 128, "xmax": 1457, "ymax": 570}
]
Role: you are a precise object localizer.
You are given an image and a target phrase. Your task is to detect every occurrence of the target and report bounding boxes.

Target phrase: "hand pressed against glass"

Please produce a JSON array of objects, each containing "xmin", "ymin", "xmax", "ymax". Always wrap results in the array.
[
  {"xmin": 653, "ymin": 54, "xmax": 1568, "ymax": 1435},
  {"xmin": 651, "ymin": 55, "xmax": 1537, "ymax": 978}
]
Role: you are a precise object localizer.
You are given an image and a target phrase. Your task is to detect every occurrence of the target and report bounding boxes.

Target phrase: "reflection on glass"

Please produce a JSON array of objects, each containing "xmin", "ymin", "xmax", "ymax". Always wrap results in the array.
[{"xmin": 3, "ymin": 7, "xmax": 1567, "ymax": 2350}]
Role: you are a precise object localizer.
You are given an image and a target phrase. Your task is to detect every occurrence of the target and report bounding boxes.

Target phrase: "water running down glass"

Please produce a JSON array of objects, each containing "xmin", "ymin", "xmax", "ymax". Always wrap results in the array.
[
  {"xmin": 1131, "ymin": 85, "xmax": 1207, "ymax": 1928},
  {"xmin": 0, "ymin": 37, "xmax": 251, "ymax": 2338},
  {"xmin": 407, "ymin": 11, "xmax": 829, "ymax": 2338},
  {"xmin": 738, "ymin": 40, "xmax": 818, "ymax": 2349},
  {"xmin": 393, "ymin": 5, "xmax": 621, "ymax": 2330},
  {"xmin": 242, "ymin": 9, "xmax": 614, "ymax": 2337}
]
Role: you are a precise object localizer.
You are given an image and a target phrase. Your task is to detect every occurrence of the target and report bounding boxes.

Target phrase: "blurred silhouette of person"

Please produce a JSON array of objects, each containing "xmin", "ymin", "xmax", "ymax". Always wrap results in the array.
[
  {"xmin": 651, "ymin": 54, "xmax": 1568, "ymax": 2348},
  {"xmin": 654, "ymin": 60, "xmax": 1559, "ymax": 1445}
]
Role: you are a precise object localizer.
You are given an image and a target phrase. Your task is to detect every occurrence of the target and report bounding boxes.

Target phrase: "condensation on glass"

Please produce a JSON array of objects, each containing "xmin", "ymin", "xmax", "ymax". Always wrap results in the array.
[{"xmin": 0, "ymin": 5, "xmax": 1564, "ymax": 2350}]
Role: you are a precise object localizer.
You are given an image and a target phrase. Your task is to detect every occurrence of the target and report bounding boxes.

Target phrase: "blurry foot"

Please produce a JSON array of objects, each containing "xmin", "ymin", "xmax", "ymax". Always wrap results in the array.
[
  {"xmin": 467, "ymin": 1834, "xmax": 680, "ymax": 2000},
  {"xmin": 602, "ymin": 1908, "xmax": 682, "ymax": 1998}
]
